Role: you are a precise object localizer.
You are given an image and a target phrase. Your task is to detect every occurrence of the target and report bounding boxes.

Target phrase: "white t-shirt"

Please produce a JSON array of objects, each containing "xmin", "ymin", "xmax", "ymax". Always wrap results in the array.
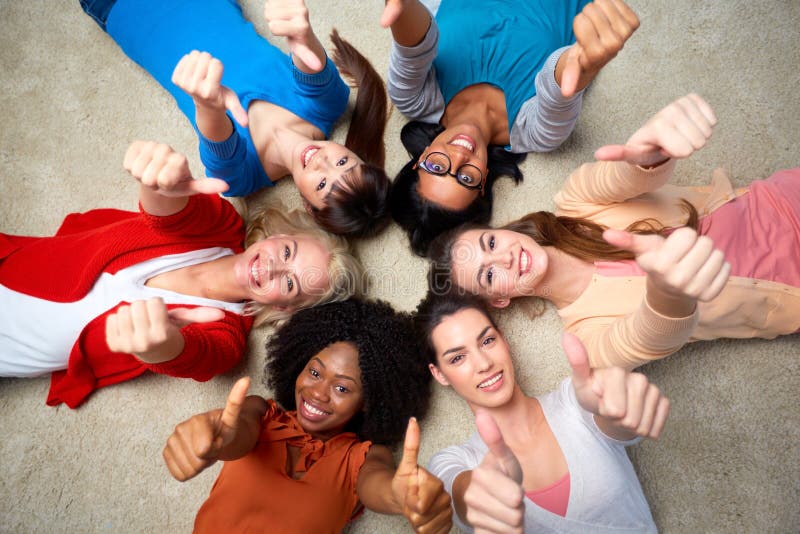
[
  {"xmin": 0, "ymin": 248, "xmax": 243, "ymax": 377},
  {"xmin": 428, "ymin": 378, "xmax": 657, "ymax": 533}
]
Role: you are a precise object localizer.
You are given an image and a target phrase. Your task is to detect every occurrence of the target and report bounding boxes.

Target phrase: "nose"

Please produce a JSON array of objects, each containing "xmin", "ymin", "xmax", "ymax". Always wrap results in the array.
[
  {"xmin": 490, "ymin": 248, "xmax": 513, "ymax": 270},
  {"xmin": 308, "ymin": 381, "xmax": 330, "ymax": 403},
  {"xmin": 474, "ymin": 349, "xmax": 494, "ymax": 374}
]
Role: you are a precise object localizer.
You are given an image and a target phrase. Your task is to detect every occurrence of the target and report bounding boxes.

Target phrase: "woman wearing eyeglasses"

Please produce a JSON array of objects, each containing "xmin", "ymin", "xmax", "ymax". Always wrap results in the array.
[{"xmin": 380, "ymin": 0, "xmax": 640, "ymax": 255}]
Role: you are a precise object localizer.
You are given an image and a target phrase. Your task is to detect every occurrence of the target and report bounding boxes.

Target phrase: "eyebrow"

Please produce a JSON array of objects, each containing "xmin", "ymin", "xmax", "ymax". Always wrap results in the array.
[
  {"xmin": 440, "ymin": 325, "xmax": 494, "ymax": 359},
  {"xmin": 312, "ymin": 357, "xmax": 358, "ymax": 384},
  {"xmin": 291, "ymin": 239, "xmax": 301, "ymax": 296},
  {"xmin": 476, "ymin": 232, "xmax": 488, "ymax": 289}
]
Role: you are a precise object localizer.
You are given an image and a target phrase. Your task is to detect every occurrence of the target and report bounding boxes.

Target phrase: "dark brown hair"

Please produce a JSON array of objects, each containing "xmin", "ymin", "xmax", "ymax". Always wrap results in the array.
[{"xmin": 313, "ymin": 30, "xmax": 391, "ymax": 238}]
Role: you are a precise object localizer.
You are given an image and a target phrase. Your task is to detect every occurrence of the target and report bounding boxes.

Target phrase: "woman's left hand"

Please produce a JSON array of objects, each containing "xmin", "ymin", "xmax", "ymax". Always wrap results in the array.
[
  {"xmin": 264, "ymin": 0, "xmax": 325, "ymax": 73},
  {"xmin": 595, "ymin": 94, "xmax": 717, "ymax": 167},
  {"xmin": 391, "ymin": 418, "xmax": 453, "ymax": 534}
]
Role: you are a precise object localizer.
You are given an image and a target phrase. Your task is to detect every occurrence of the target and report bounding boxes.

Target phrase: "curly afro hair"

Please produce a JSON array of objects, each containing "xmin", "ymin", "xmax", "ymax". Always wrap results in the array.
[{"xmin": 265, "ymin": 298, "xmax": 431, "ymax": 446}]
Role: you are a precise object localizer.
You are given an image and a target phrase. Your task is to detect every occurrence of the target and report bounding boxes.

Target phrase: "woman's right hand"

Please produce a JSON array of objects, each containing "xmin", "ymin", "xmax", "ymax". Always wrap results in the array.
[
  {"xmin": 595, "ymin": 93, "xmax": 717, "ymax": 167},
  {"xmin": 464, "ymin": 411, "xmax": 525, "ymax": 534},
  {"xmin": 163, "ymin": 377, "xmax": 251, "ymax": 482},
  {"xmin": 603, "ymin": 227, "xmax": 731, "ymax": 316},
  {"xmin": 124, "ymin": 140, "xmax": 228, "ymax": 198},
  {"xmin": 171, "ymin": 51, "xmax": 249, "ymax": 127}
]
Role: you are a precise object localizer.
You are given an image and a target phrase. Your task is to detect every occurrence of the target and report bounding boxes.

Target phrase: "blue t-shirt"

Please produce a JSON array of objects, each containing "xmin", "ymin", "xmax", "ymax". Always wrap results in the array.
[
  {"xmin": 107, "ymin": 0, "xmax": 350, "ymax": 196},
  {"xmin": 433, "ymin": 0, "xmax": 589, "ymax": 128}
]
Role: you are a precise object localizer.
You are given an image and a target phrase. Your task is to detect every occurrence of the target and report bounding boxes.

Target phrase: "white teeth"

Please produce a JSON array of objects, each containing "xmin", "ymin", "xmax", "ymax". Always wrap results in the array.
[
  {"xmin": 450, "ymin": 138, "xmax": 474, "ymax": 151},
  {"xmin": 478, "ymin": 372, "xmax": 503, "ymax": 388},
  {"xmin": 304, "ymin": 401, "xmax": 327, "ymax": 416},
  {"xmin": 520, "ymin": 251, "xmax": 529, "ymax": 275},
  {"xmin": 303, "ymin": 147, "xmax": 319, "ymax": 166},
  {"xmin": 250, "ymin": 261, "xmax": 261, "ymax": 287}
]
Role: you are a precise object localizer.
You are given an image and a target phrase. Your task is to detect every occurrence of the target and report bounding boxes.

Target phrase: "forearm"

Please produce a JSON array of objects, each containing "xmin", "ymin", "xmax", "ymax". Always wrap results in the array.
[
  {"xmin": 357, "ymin": 466, "xmax": 403, "ymax": 514},
  {"xmin": 138, "ymin": 184, "xmax": 189, "ymax": 217},
  {"xmin": 290, "ymin": 34, "xmax": 326, "ymax": 74},
  {"xmin": 645, "ymin": 278, "xmax": 696, "ymax": 318},
  {"xmin": 195, "ymin": 101, "xmax": 236, "ymax": 143},
  {"xmin": 390, "ymin": 0, "xmax": 432, "ymax": 47}
]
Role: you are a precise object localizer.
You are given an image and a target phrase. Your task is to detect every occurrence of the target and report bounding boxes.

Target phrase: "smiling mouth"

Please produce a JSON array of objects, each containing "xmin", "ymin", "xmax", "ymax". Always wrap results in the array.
[
  {"xmin": 304, "ymin": 400, "xmax": 329, "ymax": 416},
  {"xmin": 478, "ymin": 371, "xmax": 503, "ymax": 389},
  {"xmin": 519, "ymin": 249, "xmax": 532, "ymax": 276},
  {"xmin": 301, "ymin": 146, "xmax": 320, "ymax": 168},
  {"xmin": 448, "ymin": 134, "xmax": 476, "ymax": 153},
  {"xmin": 249, "ymin": 254, "xmax": 262, "ymax": 288}
]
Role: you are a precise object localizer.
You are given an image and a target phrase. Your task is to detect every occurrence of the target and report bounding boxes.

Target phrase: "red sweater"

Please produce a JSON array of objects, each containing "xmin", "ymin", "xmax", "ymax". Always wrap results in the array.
[{"xmin": 0, "ymin": 194, "xmax": 254, "ymax": 408}]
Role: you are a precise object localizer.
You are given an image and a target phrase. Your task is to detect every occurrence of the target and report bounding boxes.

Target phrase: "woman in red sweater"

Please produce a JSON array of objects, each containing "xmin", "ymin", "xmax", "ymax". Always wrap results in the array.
[{"xmin": 0, "ymin": 141, "xmax": 363, "ymax": 408}]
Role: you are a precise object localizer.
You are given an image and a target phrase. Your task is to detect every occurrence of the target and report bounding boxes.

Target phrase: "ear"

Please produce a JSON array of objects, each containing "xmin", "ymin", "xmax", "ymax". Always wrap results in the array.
[
  {"xmin": 273, "ymin": 304, "xmax": 291, "ymax": 312},
  {"xmin": 490, "ymin": 297, "xmax": 510, "ymax": 309},
  {"xmin": 429, "ymin": 363, "xmax": 450, "ymax": 387}
]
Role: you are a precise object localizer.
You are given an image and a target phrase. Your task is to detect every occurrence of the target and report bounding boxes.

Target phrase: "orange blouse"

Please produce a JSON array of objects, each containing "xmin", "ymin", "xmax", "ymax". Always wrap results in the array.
[{"xmin": 193, "ymin": 400, "xmax": 372, "ymax": 534}]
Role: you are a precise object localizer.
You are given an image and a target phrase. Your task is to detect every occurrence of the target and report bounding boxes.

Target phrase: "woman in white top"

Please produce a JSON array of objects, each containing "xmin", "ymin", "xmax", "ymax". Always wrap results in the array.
[{"xmin": 414, "ymin": 292, "xmax": 669, "ymax": 532}]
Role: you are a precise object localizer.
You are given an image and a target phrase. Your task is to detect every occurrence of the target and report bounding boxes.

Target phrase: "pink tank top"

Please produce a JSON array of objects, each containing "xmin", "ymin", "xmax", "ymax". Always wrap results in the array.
[{"xmin": 525, "ymin": 472, "xmax": 571, "ymax": 516}]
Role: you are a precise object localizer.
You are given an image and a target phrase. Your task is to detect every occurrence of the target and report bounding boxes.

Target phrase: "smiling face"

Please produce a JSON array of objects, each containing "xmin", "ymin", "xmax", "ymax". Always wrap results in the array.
[
  {"xmin": 293, "ymin": 140, "xmax": 364, "ymax": 210},
  {"xmin": 416, "ymin": 125, "xmax": 489, "ymax": 211},
  {"xmin": 429, "ymin": 308, "xmax": 515, "ymax": 410},
  {"xmin": 233, "ymin": 234, "xmax": 331, "ymax": 309},
  {"xmin": 449, "ymin": 228, "xmax": 549, "ymax": 305},
  {"xmin": 294, "ymin": 341, "xmax": 364, "ymax": 441}
]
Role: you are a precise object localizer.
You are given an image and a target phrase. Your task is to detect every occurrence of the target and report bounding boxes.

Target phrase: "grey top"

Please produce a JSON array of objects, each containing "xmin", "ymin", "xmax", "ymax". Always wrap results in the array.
[
  {"xmin": 387, "ymin": 1, "xmax": 585, "ymax": 153},
  {"xmin": 428, "ymin": 378, "xmax": 657, "ymax": 533}
]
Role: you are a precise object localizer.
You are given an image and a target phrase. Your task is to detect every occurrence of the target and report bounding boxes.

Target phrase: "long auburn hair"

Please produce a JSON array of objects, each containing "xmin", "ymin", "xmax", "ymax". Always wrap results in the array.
[
  {"xmin": 313, "ymin": 30, "xmax": 391, "ymax": 238},
  {"xmin": 391, "ymin": 121, "xmax": 525, "ymax": 256},
  {"xmin": 427, "ymin": 202, "xmax": 699, "ymax": 295}
]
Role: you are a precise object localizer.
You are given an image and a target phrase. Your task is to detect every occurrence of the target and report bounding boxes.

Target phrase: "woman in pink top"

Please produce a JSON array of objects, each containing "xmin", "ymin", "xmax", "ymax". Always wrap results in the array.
[
  {"xmin": 416, "ymin": 293, "xmax": 668, "ymax": 532},
  {"xmin": 427, "ymin": 94, "xmax": 799, "ymax": 368}
]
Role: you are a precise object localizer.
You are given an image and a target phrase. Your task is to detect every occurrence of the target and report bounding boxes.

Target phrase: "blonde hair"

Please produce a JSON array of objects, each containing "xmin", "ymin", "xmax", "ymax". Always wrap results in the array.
[{"xmin": 243, "ymin": 202, "xmax": 365, "ymax": 327}]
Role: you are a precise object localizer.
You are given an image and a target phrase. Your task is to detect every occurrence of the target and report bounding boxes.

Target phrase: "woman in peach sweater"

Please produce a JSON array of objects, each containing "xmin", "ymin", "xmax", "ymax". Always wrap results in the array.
[{"xmin": 428, "ymin": 94, "xmax": 799, "ymax": 368}]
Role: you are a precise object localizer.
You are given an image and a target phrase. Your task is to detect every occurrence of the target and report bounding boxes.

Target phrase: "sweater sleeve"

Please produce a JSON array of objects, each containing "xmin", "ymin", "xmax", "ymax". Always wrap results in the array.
[
  {"xmin": 508, "ymin": 47, "xmax": 585, "ymax": 153},
  {"xmin": 554, "ymin": 159, "xmax": 677, "ymax": 218},
  {"xmin": 198, "ymin": 125, "xmax": 273, "ymax": 197},
  {"xmin": 145, "ymin": 310, "xmax": 253, "ymax": 381},
  {"xmin": 387, "ymin": 16, "xmax": 446, "ymax": 124},
  {"xmin": 139, "ymin": 193, "xmax": 244, "ymax": 240},
  {"xmin": 427, "ymin": 438, "xmax": 483, "ymax": 533},
  {"xmin": 569, "ymin": 296, "xmax": 699, "ymax": 370}
]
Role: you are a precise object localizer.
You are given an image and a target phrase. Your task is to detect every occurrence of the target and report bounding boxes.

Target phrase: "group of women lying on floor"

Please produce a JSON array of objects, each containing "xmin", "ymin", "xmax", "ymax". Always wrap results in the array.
[{"xmin": 1, "ymin": 0, "xmax": 797, "ymax": 531}]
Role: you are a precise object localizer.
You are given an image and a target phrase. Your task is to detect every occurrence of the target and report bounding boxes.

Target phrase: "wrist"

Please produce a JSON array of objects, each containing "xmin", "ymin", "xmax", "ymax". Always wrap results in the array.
[{"xmin": 645, "ymin": 279, "xmax": 696, "ymax": 318}]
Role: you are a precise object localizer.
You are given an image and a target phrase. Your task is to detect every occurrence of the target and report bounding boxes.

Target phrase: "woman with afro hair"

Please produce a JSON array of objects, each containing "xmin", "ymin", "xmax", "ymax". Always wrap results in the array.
[{"xmin": 163, "ymin": 298, "xmax": 453, "ymax": 533}]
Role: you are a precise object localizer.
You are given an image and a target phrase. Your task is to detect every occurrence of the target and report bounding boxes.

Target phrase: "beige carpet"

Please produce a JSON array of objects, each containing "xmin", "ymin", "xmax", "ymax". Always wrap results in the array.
[{"xmin": 1, "ymin": 1, "xmax": 798, "ymax": 532}]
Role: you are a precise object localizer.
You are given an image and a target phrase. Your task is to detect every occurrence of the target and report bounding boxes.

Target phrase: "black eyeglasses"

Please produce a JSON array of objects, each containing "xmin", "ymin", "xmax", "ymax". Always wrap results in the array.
[{"xmin": 415, "ymin": 151, "xmax": 485, "ymax": 193}]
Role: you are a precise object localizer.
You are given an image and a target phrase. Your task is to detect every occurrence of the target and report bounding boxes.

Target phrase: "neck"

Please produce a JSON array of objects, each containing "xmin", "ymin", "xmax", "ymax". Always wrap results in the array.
[
  {"xmin": 443, "ymin": 86, "xmax": 508, "ymax": 144},
  {"xmin": 470, "ymin": 387, "xmax": 545, "ymax": 448},
  {"xmin": 247, "ymin": 101, "xmax": 324, "ymax": 180},
  {"xmin": 538, "ymin": 248, "xmax": 594, "ymax": 309},
  {"xmin": 188, "ymin": 255, "xmax": 249, "ymax": 303}
]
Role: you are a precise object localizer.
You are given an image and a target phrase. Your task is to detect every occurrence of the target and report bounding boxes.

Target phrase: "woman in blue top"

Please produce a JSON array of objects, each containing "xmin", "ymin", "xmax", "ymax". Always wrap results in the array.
[
  {"xmin": 81, "ymin": 0, "xmax": 391, "ymax": 237},
  {"xmin": 381, "ymin": 0, "xmax": 639, "ymax": 254}
]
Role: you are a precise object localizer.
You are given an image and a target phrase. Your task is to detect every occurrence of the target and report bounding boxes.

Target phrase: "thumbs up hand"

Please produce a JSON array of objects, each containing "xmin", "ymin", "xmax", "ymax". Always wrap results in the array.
[
  {"xmin": 463, "ymin": 411, "xmax": 524, "ymax": 534},
  {"xmin": 162, "ymin": 377, "xmax": 251, "ymax": 481},
  {"xmin": 559, "ymin": 0, "xmax": 639, "ymax": 98},
  {"xmin": 391, "ymin": 418, "xmax": 453, "ymax": 533},
  {"xmin": 564, "ymin": 332, "xmax": 670, "ymax": 440},
  {"xmin": 603, "ymin": 227, "xmax": 731, "ymax": 316}
]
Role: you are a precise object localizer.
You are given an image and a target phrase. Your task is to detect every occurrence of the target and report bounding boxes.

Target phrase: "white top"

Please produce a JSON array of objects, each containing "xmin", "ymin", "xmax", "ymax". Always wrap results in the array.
[
  {"xmin": 428, "ymin": 378, "xmax": 657, "ymax": 533},
  {"xmin": 0, "ymin": 247, "xmax": 243, "ymax": 377}
]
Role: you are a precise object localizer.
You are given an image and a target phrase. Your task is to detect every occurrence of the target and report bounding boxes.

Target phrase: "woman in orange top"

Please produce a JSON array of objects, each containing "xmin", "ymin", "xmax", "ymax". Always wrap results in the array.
[{"xmin": 163, "ymin": 298, "xmax": 452, "ymax": 533}]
